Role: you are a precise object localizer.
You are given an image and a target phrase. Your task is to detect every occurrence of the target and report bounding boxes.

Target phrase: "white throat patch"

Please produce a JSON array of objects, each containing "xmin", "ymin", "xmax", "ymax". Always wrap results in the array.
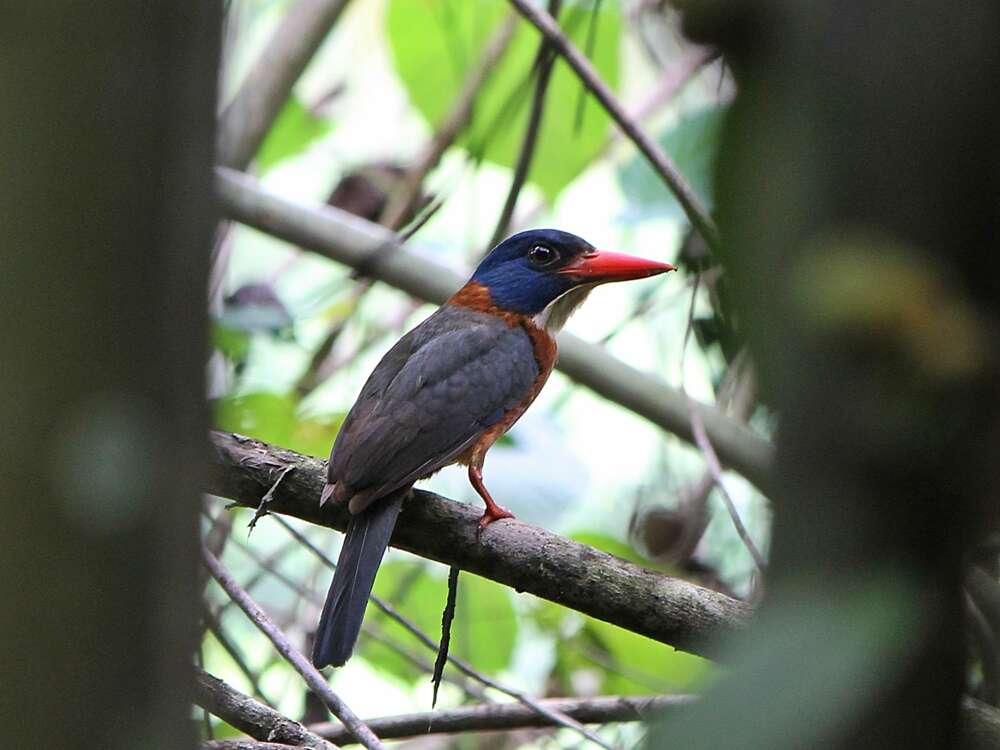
[{"xmin": 532, "ymin": 284, "xmax": 596, "ymax": 331}]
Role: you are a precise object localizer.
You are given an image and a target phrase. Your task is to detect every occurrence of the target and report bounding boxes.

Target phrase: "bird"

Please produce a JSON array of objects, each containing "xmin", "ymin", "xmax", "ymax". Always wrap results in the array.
[{"xmin": 312, "ymin": 228, "xmax": 675, "ymax": 668}]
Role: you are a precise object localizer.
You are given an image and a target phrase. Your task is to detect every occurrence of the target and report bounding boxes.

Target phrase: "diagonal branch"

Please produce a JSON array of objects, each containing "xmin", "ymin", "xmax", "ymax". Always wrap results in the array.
[
  {"xmin": 506, "ymin": 0, "xmax": 720, "ymax": 251},
  {"xmin": 308, "ymin": 694, "xmax": 694, "ymax": 745},
  {"xmin": 206, "ymin": 431, "xmax": 752, "ymax": 660},
  {"xmin": 214, "ymin": 168, "xmax": 774, "ymax": 492}
]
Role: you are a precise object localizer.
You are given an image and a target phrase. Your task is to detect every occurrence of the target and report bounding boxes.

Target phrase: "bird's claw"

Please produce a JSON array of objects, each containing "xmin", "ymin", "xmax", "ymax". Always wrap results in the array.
[{"xmin": 475, "ymin": 504, "xmax": 515, "ymax": 541}]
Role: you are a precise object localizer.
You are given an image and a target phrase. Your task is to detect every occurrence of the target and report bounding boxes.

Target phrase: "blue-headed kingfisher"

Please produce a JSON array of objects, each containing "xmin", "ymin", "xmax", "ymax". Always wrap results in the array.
[{"xmin": 312, "ymin": 229, "xmax": 675, "ymax": 668}]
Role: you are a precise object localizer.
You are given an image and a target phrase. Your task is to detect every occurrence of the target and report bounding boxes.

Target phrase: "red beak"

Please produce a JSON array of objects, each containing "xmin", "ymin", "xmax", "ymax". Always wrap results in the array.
[{"xmin": 556, "ymin": 250, "xmax": 677, "ymax": 283}]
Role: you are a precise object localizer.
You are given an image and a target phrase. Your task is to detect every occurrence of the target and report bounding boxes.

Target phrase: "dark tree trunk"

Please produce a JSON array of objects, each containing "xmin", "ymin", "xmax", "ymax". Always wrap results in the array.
[
  {"xmin": 657, "ymin": 2, "xmax": 1000, "ymax": 748},
  {"xmin": 0, "ymin": 4, "xmax": 220, "ymax": 748}
]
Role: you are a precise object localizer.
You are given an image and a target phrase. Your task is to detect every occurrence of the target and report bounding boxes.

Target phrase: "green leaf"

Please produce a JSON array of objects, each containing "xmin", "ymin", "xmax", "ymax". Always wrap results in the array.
[
  {"xmin": 256, "ymin": 96, "xmax": 333, "ymax": 173},
  {"xmin": 535, "ymin": 601, "xmax": 712, "ymax": 696},
  {"xmin": 212, "ymin": 322, "xmax": 252, "ymax": 362},
  {"xmin": 569, "ymin": 531, "xmax": 652, "ymax": 566},
  {"xmin": 215, "ymin": 392, "xmax": 298, "ymax": 446},
  {"xmin": 387, "ymin": 0, "xmax": 620, "ymax": 201},
  {"xmin": 619, "ymin": 106, "xmax": 727, "ymax": 220},
  {"xmin": 582, "ymin": 617, "xmax": 712, "ymax": 694},
  {"xmin": 533, "ymin": 535, "xmax": 714, "ymax": 695},
  {"xmin": 213, "ymin": 391, "xmax": 341, "ymax": 457},
  {"xmin": 364, "ymin": 562, "xmax": 517, "ymax": 684}
]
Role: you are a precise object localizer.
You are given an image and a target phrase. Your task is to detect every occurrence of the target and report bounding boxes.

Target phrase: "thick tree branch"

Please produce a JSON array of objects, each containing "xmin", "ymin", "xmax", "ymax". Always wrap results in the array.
[
  {"xmin": 309, "ymin": 694, "xmax": 693, "ymax": 745},
  {"xmin": 194, "ymin": 668, "xmax": 338, "ymax": 750},
  {"xmin": 506, "ymin": 0, "xmax": 720, "ymax": 252},
  {"xmin": 218, "ymin": 0, "xmax": 352, "ymax": 169},
  {"xmin": 206, "ymin": 431, "xmax": 751, "ymax": 660},
  {"xmin": 214, "ymin": 168, "xmax": 774, "ymax": 492}
]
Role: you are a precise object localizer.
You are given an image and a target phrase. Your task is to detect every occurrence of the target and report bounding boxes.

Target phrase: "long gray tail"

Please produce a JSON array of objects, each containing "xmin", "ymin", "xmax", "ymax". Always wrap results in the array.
[{"xmin": 312, "ymin": 491, "xmax": 405, "ymax": 668}]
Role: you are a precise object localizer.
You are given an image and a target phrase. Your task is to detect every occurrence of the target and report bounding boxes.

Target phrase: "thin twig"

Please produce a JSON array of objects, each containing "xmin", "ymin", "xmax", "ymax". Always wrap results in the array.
[
  {"xmin": 268, "ymin": 515, "xmax": 619, "ymax": 749},
  {"xmin": 598, "ymin": 50, "xmax": 715, "ymax": 161},
  {"xmin": 679, "ymin": 276, "xmax": 767, "ymax": 575},
  {"xmin": 298, "ymin": 17, "xmax": 516, "ymax": 395},
  {"xmin": 201, "ymin": 546, "xmax": 386, "ymax": 750},
  {"xmin": 304, "ymin": 299, "xmax": 420, "ymax": 393},
  {"xmin": 201, "ymin": 603, "xmax": 274, "ymax": 705},
  {"xmin": 213, "ymin": 540, "xmax": 301, "ymax": 621},
  {"xmin": 498, "ymin": 50, "xmax": 713, "ymax": 240},
  {"xmin": 431, "ymin": 566, "xmax": 461, "ymax": 707},
  {"xmin": 506, "ymin": 0, "xmax": 720, "ymax": 251},
  {"xmin": 194, "ymin": 667, "xmax": 338, "ymax": 750},
  {"xmin": 361, "ymin": 620, "xmax": 489, "ymax": 701},
  {"xmin": 488, "ymin": 0, "xmax": 562, "ymax": 250},
  {"xmin": 211, "ymin": 514, "xmax": 489, "ymax": 702},
  {"xmin": 380, "ymin": 14, "xmax": 518, "ymax": 231},
  {"xmin": 205, "ymin": 501, "xmax": 237, "ymax": 558},
  {"xmin": 217, "ymin": 0, "xmax": 353, "ymax": 169},
  {"xmin": 308, "ymin": 694, "xmax": 694, "ymax": 745}
]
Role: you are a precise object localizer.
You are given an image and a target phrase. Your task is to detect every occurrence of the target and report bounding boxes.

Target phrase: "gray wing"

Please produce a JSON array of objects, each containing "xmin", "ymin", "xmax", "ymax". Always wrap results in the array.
[{"xmin": 327, "ymin": 305, "xmax": 538, "ymax": 509}]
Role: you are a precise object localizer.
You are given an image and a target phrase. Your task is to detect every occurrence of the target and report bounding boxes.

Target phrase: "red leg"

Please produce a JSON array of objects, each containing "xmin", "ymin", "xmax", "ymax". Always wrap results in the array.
[{"xmin": 468, "ymin": 464, "xmax": 515, "ymax": 531}]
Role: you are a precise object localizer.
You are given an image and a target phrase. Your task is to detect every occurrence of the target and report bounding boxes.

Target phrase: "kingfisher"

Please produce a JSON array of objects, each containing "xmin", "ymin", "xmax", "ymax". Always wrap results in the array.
[{"xmin": 312, "ymin": 228, "xmax": 675, "ymax": 668}]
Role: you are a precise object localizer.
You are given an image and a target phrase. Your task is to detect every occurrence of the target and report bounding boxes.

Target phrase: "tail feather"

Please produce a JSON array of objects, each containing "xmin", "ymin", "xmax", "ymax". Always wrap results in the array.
[{"xmin": 312, "ymin": 491, "xmax": 405, "ymax": 668}]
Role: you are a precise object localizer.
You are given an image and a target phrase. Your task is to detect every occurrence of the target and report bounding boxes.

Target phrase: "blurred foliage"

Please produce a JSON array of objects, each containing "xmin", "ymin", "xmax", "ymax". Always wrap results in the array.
[
  {"xmin": 535, "ymin": 600, "xmax": 712, "ymax": 696},
  {"xmin": 642, "ymin": 571, "xmax": 924, "ymax": 750},
  {"xmin": 215, "ymin": 391, "xmax": 343, "ymax": 458},
  {"xmin": 619, "ymin": 106, "xmax": 726, "ymax": 219},
  {"xmin": 387, "ymin": 0, "xmax": 620, "ymax": 201},
  {"xmin": 365, "ymin": 561, "xmax": 518, "ymax": 684},
  {"xmin": 213, "ymin": 323, "xmax": 253, "ymax": 362},
  {"xmin": 256, "ymin": 95, "xmax": 334, "ymax": 173}
]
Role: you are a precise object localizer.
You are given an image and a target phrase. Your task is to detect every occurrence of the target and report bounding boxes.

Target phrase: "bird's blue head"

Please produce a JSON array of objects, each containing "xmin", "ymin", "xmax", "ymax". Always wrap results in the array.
[{"xmin": 469, "ymin": 228, "xmax": 675, "ymax": 317}]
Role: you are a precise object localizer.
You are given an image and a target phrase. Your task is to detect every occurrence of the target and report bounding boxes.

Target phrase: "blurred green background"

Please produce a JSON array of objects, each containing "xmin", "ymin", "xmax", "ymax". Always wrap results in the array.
[{"xmin": 204, "ymin": 0, "xmax": 766, "ymax": 744}]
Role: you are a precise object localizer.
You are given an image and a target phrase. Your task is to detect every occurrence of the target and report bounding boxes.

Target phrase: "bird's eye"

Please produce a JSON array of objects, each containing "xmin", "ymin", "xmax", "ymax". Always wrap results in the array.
[{"xmin": 528, "ymin": 245, "xmax": 559, "ymax": 267}]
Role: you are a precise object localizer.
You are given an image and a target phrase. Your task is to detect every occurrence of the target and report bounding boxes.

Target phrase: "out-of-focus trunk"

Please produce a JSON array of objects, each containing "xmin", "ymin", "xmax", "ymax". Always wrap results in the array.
[
  {"xmin": 656, "ymin": 2, "xmax": 1000, "ymax": 748},
  {"xmin": 0, "ymin": 4, "xmax": 220, "ymax": 748}
]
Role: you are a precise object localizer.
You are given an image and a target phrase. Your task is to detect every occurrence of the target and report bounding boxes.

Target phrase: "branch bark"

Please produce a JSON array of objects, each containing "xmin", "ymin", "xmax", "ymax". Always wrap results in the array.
[
  {"xmin": 206, "ymin": 431, "xmax": 751, "ymax": 660},
  {"xmin": 310, "ymin": 694, "xmax": 694, "ymax": 745},
  {"xmin": 214, "ymin": 168, "xmax": 774, "ymax": 492},
  {"xmin": 195, "ymin": 668, "xmax": 338, "ymax": 750},
  {"xmin": 305, "ymin": 695, "xmax": 1000, "ymax": 749}
]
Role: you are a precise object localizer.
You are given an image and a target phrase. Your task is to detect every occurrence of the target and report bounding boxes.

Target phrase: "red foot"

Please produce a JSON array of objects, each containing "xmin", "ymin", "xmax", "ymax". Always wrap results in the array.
[
  {"xmin": 478, "ymin": 503, "xmax": 515, "ymax": 529},
  {"xmin": 469, "ymin": 465, "xmax": 516, "ymax": 538}
]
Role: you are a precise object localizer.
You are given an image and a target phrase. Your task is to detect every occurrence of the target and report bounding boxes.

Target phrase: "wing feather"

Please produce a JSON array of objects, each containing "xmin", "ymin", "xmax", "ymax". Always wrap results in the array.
[{"xmin": 327, "ymin": 305, "xmax": 538, "ymax": 509}]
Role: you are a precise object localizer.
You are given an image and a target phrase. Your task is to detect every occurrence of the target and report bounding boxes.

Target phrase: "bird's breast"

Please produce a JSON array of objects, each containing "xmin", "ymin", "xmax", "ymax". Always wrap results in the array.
[{"xmin": 449, "ymin": 282, "xmax": 558, "ymax": 464}]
